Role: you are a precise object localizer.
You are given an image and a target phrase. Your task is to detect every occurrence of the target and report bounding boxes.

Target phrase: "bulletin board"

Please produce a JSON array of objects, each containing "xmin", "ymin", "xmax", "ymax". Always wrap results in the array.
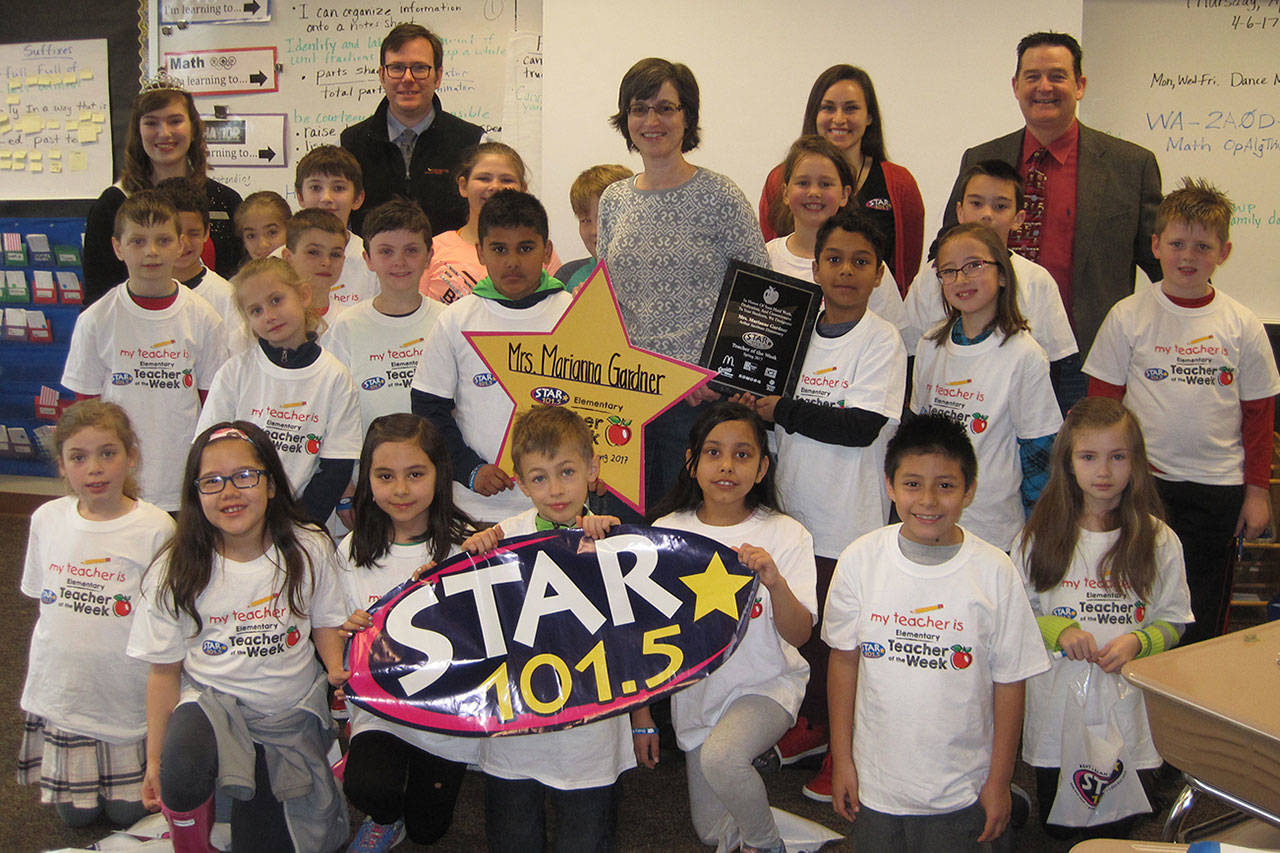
[
  {"xmin": 153, "ymin": 0, "xmax": 544, "ymax": 204},
  {"xmin": 0, "ymin": 40, "xmax": 114, "ymax": 200}
]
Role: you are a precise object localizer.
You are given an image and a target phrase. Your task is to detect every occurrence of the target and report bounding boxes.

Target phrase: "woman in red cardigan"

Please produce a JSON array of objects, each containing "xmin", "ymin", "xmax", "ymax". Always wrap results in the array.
[{"xmin": 759, "ymin": 65, "xmax": 924, "ymax": 291}]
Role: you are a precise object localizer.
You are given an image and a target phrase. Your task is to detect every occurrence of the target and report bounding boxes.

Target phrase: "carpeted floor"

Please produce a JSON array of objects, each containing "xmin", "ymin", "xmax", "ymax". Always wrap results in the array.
[{"xmin": 0, "ymin": 504, "xmax": 1222, "ymax": 852}]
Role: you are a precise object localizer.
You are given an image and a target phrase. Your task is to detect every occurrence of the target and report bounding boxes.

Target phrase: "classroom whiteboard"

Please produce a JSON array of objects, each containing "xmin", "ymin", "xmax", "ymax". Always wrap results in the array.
[
  {"xmin": 0, "ymin": 39, "xmax": 113, "ymax": 200},
  {"xmin": 1083, "ymin": 0, "xmax": 1280, "ymax": 322},
  {"xmin": 153, "ymin": 0, "xmax": 543, "ymax": 204}
]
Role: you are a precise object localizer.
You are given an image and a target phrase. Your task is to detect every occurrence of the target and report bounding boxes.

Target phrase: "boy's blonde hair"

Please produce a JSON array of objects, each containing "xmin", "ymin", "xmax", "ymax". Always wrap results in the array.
[
  {"xmin": 231, "ymin": 256, "xmax": 326, "ymax": 335},
  {"xmin": 569, "ymin": 164, "xmax": 634, "ymax": 216},
  {"xmin": 54, "ymin": 400, "xmax": 141, "ymax": 499},
  {"xmin": 294, "ymin": 144, "xmax": 364, "ymax": 195},
  {"xmin": 1155, "ymin": 177, "xmax": 1232, "ymax": 244},
  {"xmin": 285, "ymin": 208, "xmax": 348, "ymax": 252},
  {"xmin": 511, "ymin": 406, "xmax": 594, "ymax": 474}
]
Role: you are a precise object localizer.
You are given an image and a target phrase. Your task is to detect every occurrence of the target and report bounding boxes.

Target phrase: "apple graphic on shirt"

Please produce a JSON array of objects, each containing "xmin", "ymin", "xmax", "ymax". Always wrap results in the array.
[
  {"xmin": 113, "ymin": 594, "xmax": 131, "ymax": 617},
  {"xmin": 605, "ymin": 416, "xmax": 632, "ymax": 447},
  {"xmin": 182, "ymin": 370, "xmax": 193, "ymax": 388},
  {"xmin": 970, "ymin": 414, "xmax": 988, "ymax": 434},
  {"xmin": 305, "ymin": 434, "xmax": 321, "ymax": 455},
  {"xmin": 1219, "ymin": 367, "xmax": 1235, "ymax": 386},
  {"xmin": 285, "ymin": 626, "xmax": 301, "ymax": 647},
  {"xmin": 950, "ymin": 644, "xmax": 973, "ymax": 670},
  {"xmin": 1134, "ymin": 602, "xmax": 1146, "ymax": 623},
  {"xmin": 750, "ymin": 599, "xmax": 764, "ymax": 619}
]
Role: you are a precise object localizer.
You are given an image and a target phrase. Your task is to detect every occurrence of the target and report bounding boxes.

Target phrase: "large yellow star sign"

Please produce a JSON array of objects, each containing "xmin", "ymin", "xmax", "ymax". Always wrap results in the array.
[
  {"xmin": 465, "ymin": 262, "xmax": 714, "ymax": 512},
  {"xmin": 680, "ymin": 552, "xmax": 752, "ymax": 621}
]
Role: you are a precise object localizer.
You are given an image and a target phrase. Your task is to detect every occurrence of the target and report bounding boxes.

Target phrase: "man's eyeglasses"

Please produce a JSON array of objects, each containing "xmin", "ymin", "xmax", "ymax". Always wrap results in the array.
[{"xmin": 382, "ymin": 63, "xmax": 434, "ymax": 81}]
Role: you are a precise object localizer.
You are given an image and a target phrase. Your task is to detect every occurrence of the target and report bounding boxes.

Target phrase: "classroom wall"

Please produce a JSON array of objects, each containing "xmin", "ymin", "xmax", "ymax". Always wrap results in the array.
[{"xmin": 541, "ymin": 0, "xmax": 1083, "ymax": 266}]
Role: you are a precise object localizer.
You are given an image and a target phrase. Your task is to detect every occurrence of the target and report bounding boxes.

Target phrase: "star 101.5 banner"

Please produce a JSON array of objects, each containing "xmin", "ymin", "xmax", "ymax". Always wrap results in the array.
[{"xmin": 344, "ymin": 526, "xmax": 759, "ymax": 735}]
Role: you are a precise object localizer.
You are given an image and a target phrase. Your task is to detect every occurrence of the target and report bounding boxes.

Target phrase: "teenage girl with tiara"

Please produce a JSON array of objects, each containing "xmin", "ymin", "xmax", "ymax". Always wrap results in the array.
[{"xmin": 83, "ymin": 84, "xmax": 242, "ymax": 303}]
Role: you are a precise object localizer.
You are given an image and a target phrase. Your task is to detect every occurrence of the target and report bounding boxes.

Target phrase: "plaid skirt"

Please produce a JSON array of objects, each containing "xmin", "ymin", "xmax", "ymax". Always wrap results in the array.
[{"xmin": 16, "ymin": 714, "xmax": 146, "ymax": 808}]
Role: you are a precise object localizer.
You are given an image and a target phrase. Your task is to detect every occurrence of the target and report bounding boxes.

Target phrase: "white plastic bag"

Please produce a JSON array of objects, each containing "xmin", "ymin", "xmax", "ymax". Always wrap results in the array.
[{"xmin": 1047, "ymin": 662, "xmax": 1151, "ymax": 826}]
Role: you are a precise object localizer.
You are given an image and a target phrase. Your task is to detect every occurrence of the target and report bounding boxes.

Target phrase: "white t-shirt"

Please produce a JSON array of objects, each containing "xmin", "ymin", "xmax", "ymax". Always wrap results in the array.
[
  {"xmin": 911, "ymin": 329, "xmax": 1062, "ymax": 550},
  {"xmin": 191, "ymin": 267, "xmax": 254, "ymax": 356},
  {"xmin": 323, "ymin": 297, "xmax": 445, "ymax": 434},
  {"xmin": 475, "ymin": 509, "xmax": 636, "ymax": 788},
  {"xmin": 774, "ymin": 311, "xmax": 905, "ymax": 558},
  {"xmin": 765, "ymin": 236, "xmax": 905, "ymax": 334},
  {"xmin": 196, "ymin": 345, "xmax": 363, "ymax": 497},
  {"xmin": 21, "ymin": 497, "xmax": 175, "ymax": 743},
  {"xmin": 411, "ymin": 291, "xmax": 573, "ymax": 522},
  {"xmin": 1083, "ymin": 284, "xmax": 1280, "ymax": 484},
  {"xmin": 901, "ymin": 253, "xmax": 1077, "ymax": 361},
  {"xmin": 335, "ymin": 534, "xmax": 482, "ymax": 765},
  {"xmin": 61, "ymin": 282, "xmax": 226, "ymax": 510},
  {"xmin": 127, "ymin": 527, "xmax": 348, "ymax": 715},
  {"xmin": 1013, "ymin": 521, "xmax": 1192, "ymax": 768},
  {"xmin": 822, "ymin": 524, "xmax": 1049, "ymax": 815},
  {"xmin": 326, "ymin": 237, "xmax": 380, "ymax": 322},
  {"xmin": 656, "ymin": 508, "xmax": 817, "ymax": 752}
]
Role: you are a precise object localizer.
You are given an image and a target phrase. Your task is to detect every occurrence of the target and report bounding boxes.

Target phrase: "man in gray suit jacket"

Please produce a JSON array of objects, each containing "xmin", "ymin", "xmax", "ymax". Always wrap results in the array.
[{"xmin": 940, "ymin": 32, "xmax": 1162, "ymax": 410}]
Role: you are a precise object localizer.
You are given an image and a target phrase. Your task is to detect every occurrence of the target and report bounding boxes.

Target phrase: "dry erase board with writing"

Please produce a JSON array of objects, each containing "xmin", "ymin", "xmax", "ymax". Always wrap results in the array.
[
  {"xmin": 1084, "ymin": 0, "xmax": 1280, "ymax": 321},
  {"xmin": 154, "ymin": 0, "xmax": 543, "ymax": 204}
]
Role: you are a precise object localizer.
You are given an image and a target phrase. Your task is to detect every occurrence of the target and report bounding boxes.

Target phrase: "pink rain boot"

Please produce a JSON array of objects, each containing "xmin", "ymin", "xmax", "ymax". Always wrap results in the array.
[{"xmin": 162, "ymin": 796, "xmax": 216, "ymax": 853}]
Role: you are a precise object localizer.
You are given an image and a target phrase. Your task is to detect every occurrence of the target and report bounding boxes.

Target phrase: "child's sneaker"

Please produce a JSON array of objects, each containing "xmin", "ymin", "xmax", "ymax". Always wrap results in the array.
[
  {"xmin": 347, "ymin": 817, "xmax": 405, "ymax": 852},
  {"xmin": 773, "ymin": 716, "xmax": 827, "ymax": 765},
  {"xmin": 801, "ymin": 752, "xmax": 833, "ymax": 802}
]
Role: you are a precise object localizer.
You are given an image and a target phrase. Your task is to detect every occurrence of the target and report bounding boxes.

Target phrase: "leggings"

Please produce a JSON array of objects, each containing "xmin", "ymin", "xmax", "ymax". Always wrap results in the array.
[
  {"xmin": 159, "ymin": 702, "xmax": 292, "ymax": 853},
  {"xmin": 685, "ymin": 694, "xmax": 792, "ymax": 850},
  {"xmin": 483, "ymin": 775, "xmax": 618, "ymax": 853},
  {"xmin": 343, "ymin": 730, "xmax": 466, "ymax": 845}
]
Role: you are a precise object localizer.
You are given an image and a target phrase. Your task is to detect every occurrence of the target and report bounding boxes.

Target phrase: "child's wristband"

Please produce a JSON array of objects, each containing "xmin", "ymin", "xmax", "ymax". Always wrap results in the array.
[
  {"xmin": 336, "ymin": 496, "xmax": 353, "ymax": 511},
  {"xmin": 467, "ymin": 464, "xmax": 483, "ymax": 491},
  {"xmin": 632, "ymin": 727, "xmax": 658, "ymax": 735}
]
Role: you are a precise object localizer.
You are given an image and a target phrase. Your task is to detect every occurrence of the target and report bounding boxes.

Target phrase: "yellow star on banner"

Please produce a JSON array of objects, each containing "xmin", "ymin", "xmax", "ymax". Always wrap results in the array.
[
  {"xmin": 679, "ymin": 552, "xmax": 752, "ymax": 621},
  {"xmin": 465, "ymin": 263, "xmax": 713, "ymax": 511}
]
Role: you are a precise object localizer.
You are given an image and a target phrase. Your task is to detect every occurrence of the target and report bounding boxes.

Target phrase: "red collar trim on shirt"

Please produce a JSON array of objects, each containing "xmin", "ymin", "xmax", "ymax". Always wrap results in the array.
[
  {"xmin": 1165, "ymin": 287, "xmax": 1215, "ymax": 309},
  {"xmin": 128, "ymin": 286, "xmax": 179, "ymax": 310}
]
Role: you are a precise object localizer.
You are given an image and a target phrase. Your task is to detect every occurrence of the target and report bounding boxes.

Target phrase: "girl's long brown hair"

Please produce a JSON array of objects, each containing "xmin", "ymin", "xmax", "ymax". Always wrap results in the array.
[
  {"xmin": 152, "ymin": 421, "xmax": 329, "ymax": 635},
  {"xmin": 121, "ymin": 88, "xmax": 209, "ymax": 194},
  {"xmin": 350, "ymin": 414, "xmax": 475, "ymax": 568},
  {"xmin": 927, "ymin": 223, "xmax": 1027, "ymax": 347},
  {"xmin": 1019, "ymin": 398, "xmax": 1164, "ymax": 599}
]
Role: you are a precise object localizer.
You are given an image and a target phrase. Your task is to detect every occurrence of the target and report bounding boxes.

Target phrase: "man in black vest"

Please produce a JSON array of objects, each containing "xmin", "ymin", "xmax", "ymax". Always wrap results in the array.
[{"xmin": 342, "ymin": 23, "xmax": 483, "ymax": 235}]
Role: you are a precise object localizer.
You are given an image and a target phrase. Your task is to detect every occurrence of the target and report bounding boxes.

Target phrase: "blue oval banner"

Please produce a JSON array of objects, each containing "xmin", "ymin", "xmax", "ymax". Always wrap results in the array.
[{"xmin": 344, "ymin": 526, "xmax": 757, "ymax": 736}]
